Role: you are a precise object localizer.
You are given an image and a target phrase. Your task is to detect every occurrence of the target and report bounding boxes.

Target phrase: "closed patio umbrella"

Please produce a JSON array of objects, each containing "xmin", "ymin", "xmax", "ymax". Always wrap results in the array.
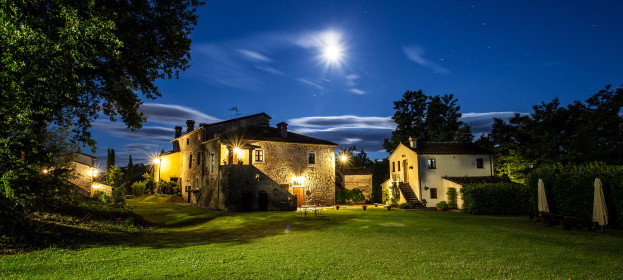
[
  {"xmin": 538, "ymin": 179, "xmax": 549, "ymax": 213},
  {"xmin": 592, "ymin": 178, "xmax": 608, "ymax": 229}
]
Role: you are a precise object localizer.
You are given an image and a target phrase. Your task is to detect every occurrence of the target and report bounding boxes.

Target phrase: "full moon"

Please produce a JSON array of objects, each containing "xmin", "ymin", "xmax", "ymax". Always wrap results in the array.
[
  {"xmin": 323, "ymin": 44, "xmax": 343, "ymax": 64},
  {"xmin": 318, "ymin": 30, "xmax": 345, "ymax": 67}
]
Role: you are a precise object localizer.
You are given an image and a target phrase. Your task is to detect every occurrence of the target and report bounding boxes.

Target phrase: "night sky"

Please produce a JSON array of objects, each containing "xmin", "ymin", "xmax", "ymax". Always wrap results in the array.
[{"xmin": 90, "ymin": 0, "xmax": 623, "ymax": 168}]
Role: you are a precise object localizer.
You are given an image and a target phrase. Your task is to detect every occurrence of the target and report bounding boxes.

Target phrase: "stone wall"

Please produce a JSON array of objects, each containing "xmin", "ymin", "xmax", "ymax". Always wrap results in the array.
[
  {"xmin": 178, "ymin": 128, "xmax": 206, "ymax": 203},
  {"xmin": 224, "ymin": 165, "xmax": 296, "ymax": 211},
  {"xmin": 196, "ymin": 140, "xmax": 227, "ymax": 210},
  {"xmin": 68, "ymin": 162, "xmax": 93, "ymax": 195},
  {"xmin": 344, "ymin": 174, "xmax": 373, "ymax": 201},
  {"xmin": 253, "ymin": 141, "xmax": 335, "ymax": 206}
]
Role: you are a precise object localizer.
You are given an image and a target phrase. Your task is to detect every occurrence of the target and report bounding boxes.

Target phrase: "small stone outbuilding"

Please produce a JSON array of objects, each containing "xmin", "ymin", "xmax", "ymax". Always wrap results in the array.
[{"xmin": 336, "ymin": 168, "xmax": 373, "ymax": 201}]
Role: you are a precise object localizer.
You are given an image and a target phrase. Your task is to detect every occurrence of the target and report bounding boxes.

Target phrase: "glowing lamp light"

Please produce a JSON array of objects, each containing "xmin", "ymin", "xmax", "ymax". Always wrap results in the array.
[
  {"xmin": 42, "ymin": 169, "xmax": 49, "ymax": 174},
  {"xmin": 90, "ymin": 169, "xmax": 98, "ymax": 177},
  {"xmin": 92, "ymin": 184, "xmax": 101, "ymax": 189},
  {"xmin": 233, "ymin": 147, "xmax": 241, "ymax": 154},
  {"xmin": 292, "ymin": 176, "xmax": 304, "ymax": 187},
  {"xmin": 153, "ymin": 157, "xmax": 161, "ymax": 165},
  {"xmin": 340, "ymin": 155, "xmax": 347, "ymax": 162}
]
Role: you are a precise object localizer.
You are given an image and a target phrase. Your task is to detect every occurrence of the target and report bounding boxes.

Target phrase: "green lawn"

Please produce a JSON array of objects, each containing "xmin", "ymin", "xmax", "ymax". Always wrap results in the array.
[{"xmin": 2, "ymin": 196, "xmax": 622, "ymax": 279}]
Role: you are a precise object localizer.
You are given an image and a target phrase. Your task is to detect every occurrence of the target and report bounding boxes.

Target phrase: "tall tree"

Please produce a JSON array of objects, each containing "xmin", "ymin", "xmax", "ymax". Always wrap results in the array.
[
  {"xmin": 1, "ymin": 0, "xmax": 202, "ymax": 209},
  {"xmin": 478, "ymin": 85, "xmax": 623, "ymax": 183},
  {"xmin": 126, "ymin": 155, "xmax": 134, "ymax": 184},
  {"xmin": 383, "ymin": 90, "xmax": 471, "ymax": 153}
]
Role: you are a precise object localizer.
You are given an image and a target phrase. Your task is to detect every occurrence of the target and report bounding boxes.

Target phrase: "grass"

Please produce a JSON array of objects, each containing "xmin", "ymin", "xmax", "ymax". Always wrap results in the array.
[{"xmin": 1, "ymin": 196, "xmax": 622, "ymax": 279}]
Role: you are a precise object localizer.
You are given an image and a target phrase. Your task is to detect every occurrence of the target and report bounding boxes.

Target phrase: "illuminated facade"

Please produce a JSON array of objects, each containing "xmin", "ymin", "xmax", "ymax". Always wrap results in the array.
[
  {"xmin": 153, "ymin": 113, "xmax": 337, "ymax": 211},
  {"xmin": 383, "ymin": 139, "xmax": 493, "ymax": 207}
]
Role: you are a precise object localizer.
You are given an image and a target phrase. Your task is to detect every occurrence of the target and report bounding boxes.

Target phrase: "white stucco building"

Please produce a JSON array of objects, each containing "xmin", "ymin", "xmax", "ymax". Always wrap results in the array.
[{"xmin": 383, "ymin": 138, "xmax": 494, "ymax": 208}]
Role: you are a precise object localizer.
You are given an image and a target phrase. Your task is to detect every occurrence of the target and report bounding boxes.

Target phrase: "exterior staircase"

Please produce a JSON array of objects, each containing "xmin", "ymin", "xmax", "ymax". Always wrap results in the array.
[{"xmin": 399, "ymin": 182, "xmax": 423, "ymax": 208}]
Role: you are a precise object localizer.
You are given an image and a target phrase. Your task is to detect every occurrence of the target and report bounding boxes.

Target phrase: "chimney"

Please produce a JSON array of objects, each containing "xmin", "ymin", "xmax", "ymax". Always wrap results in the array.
[
  {"xmin": 186, "ymin": 120, "xmax": 195, "ymax": 133},
  {"xmin": 174, "ymin": 126, "xmax": 183, "ymax": 138},
  {"xmin": 277, "ymin": 122, "xmax": 288, "ymax": 138},
  {"xmin": 409, "ymin": 137, "xmax": 417, "ymax": 149}
]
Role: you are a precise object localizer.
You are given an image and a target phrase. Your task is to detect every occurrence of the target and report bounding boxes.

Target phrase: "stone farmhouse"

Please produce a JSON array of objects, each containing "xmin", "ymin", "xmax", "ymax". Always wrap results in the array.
[
  {"xmin": 153, "ymin": 113, "xmax": 338, "ymax": 211},
  {"xmin": 382, "ymin": 138, "xmax": 495, "ymax": 208}
]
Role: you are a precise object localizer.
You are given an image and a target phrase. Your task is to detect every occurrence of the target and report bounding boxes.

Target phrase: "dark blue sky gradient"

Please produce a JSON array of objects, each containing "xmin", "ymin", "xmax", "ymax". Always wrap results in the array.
[{"xmin": 91, "ymin": 1, "xmax": 623, "ymax": 168}]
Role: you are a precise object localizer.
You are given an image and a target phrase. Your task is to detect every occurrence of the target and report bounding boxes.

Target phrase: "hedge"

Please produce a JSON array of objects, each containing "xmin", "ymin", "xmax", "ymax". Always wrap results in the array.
[
  {"xmin": 461, "ymin": 182, "xmax": 530, "ymax": 215},
  {"xmin": 525, "ymin": 162, "xmax": 623, "ymax": 227}
]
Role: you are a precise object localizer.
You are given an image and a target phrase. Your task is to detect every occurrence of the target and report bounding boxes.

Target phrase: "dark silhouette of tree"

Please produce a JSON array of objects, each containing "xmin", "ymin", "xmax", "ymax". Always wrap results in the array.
[
  {"xmin": 383, "ymin": 90, "xmax": 472, "ymax": 153},
  {"xmin": 126, "ymin": 155, "xmax": 134, "ymax": 184},
  {"xmin": 478, "ymin": 85, "xmax": 623, "ymax": 183}
]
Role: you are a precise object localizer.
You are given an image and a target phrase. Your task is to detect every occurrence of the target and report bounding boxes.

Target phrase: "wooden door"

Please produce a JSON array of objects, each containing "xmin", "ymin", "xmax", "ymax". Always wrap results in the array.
[
  {"xmin": 403, "ymin": 159, "xmax": 409, "ymax": 182},
  {"xmin": 293, "ymin": 187, "xmax": 304, "ymax": 207}
]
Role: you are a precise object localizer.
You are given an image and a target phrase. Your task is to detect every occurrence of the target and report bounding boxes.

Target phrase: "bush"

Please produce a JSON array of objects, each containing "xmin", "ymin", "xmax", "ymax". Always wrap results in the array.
[
  {"xmin": 435, "ymin": 201, "xmax": 448, "ymax": 209},
  {"xmin": 335, "ymin": 188, "xmax": 366, "ymax": 204},
  {"xmin": 130, "ymin": 181, "xmax": 148, "ymax": 197},
  {"xmin": 389, "ymin": 201, "xmax": 399, "ymax": 207},
  {"xmin": 526, "ymin": 162, "xmax": 623, "ymax": 227},
  {"xmin": 158, "ymin": 181, "xmax": 180, "ymax": 195},
  {"xmin": 111, "ymin": 187, "xmax": 125, "ymax": 208},
  {"xmin": 446, "ymin": 188, "xmax": 458, "ymax": 209},
  {"xmin": 398, "ymin": 203, "xmax": 412, "ymax": 209},
  {"xmin": 461, "ymin": 182, "xmax": 530, "ymax": 215}
]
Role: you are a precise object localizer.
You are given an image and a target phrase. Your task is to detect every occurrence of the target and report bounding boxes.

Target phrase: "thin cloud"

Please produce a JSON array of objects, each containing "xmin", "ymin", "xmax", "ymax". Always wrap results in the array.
[
  {"xmin": 140, "ymin": 103, "xmax": 222, "ymax": 125},
  {"xmin": 255, "ymin": 65, "xmax": 288, "ymax": 77},
  {"xmin": 288, "ymin": 115, "xmax": 396, "ymax": 130},
  {"xmin": 346, "ymin": 73, "xmax": 360, "ymax": 87},
  {"xmin": 237, "ymin": 49, "xmax": 272, "ymax": 62},
  {"xmin": 297, "ymin": 78, "xmax": 327, "ymax": 91},
  {"xmin": 349, "ymin": 88, "xmax": 366, "ymax": 95},
  {"xmin": 403, "ymin": 45, "xmax": 450, "ymax": 74}
]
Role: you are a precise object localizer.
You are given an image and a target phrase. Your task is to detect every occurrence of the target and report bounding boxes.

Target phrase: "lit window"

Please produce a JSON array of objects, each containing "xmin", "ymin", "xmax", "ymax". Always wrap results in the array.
[
  {"xmin": 427, "ymin": 158, "xmax": 436, "ymax": 169},
  {"xmin": 476, "ymin": 158, "xmax": 484, "ymax": 169},
  {"xmin": 308, "ymin": 153, "xmax": 315, "ymax": 164},
  {"xmin": 430, "ymin": 188, "xmax": 438, "ymax": 199},
  {"xmin": 255, "ymin": 150, "xmax": 264, "ymax": 163}
]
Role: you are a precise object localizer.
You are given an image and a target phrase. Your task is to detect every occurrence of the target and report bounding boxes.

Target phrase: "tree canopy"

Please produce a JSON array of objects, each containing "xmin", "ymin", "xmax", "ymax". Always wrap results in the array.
[
  {"xmin": 0, "ymin": 1, "xmax": 202, "ymax": 209},
  {"xmin": 476, "ymin": 85, "xmax": 623, "ymax": 183},
  {"xmin": 383, "ymin": 90, "xmax": 472, "ymax": 153}
]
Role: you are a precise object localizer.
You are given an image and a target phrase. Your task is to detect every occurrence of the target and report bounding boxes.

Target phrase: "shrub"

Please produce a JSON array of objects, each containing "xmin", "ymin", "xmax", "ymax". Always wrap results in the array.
[
  {"xmin": 525, "ymin": 162, "xmax": 623, "ymax": 227},
  {"xmin": 158, "ymin": 181, "xmax": 180, "ymax": 195},
  {"xmin": 111, "ymin": 187, "xmax": 125, "ymax": 208},
  {"xmin": 130, "ymin": 181, "xmax": 148, "ymax": 197},
  {"xmin": 349, "ymin": 188, "xmax": 365, "ymax": 202},
  {"xmin": 435, "ymin": 201, "xmax": 448, "ymax": 209},
  {"xmin": 335, "ymin": 188, "xmax": 366, "ymax": 204},
  {"xmin": 398, "ymin": 203, "xmax": 412, "ymax": 209},
  {"xmin": 389, "ymin": 201, "xmax": 399, "ymax": 207},
  {"xmin": 446, "ymin": 188, "xmax": 458, "ymax": 208},
  {"xmin": 335, "ymin": 188, "xmax": 346, "ymax": 204},
  {"xmin": 461, "ymin": 182, "xmax": 530, "ymax": 215},
  {"xmin": 390, "ymin": 182, "xmax": 401, "ymax": 203}
]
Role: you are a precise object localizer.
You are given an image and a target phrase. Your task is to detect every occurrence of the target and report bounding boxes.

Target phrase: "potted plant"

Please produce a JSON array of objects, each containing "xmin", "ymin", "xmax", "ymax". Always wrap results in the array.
[
  {"xmin": 362, "ymin": 205, "xmax": 367, "ymax": 211},
  {"xmin": 386, "ymin": 205, "xmax": 392, "ymax": 211},
  {"xmin": 421, "ymin": 199, "xmax": 427, "ymax": 208},
  {"xmin": 436, "ymin": 201, "xmax": 448, "ymax": 211},
  {"xmin": 335, "ymin": 204, "xmax": 340, "ymax": 210}
]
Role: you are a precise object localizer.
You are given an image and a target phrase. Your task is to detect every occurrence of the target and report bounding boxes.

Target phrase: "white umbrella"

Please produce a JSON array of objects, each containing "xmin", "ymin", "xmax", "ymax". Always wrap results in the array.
[
  {"xmin": 538, "ymin": 179, "xmax": 549, "ymax": 213},
  {"xmin": 592, "ymin": 178, "xmax": 608, "ymax": 228}
]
